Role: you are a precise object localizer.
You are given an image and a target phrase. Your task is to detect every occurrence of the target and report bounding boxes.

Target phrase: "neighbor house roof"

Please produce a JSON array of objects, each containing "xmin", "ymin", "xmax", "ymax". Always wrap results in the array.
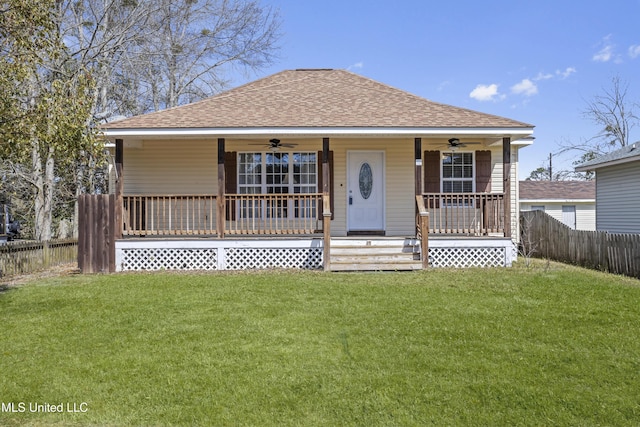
[
  {"xmin": 575, "ymin": 141, "xmax": 640, "ymax": 171},
  {"xmin": 519, "ymin": 180, "xmax": 595, "ymax": 201},
  {"xmin": 102, "ymin": 69, "xmax": 534, "ymax": 137}
]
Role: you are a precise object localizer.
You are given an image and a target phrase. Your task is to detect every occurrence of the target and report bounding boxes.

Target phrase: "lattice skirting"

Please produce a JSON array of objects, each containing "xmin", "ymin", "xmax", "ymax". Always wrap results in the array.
[
  {"xmin": 116, "ymin": 240, "xmax": 323, "ymax": 271},
  {"xmin": 115, "ymin": 238, "xmax": 516, "ymax": 271},
  {"xmin": 225, "ymin": 247, "xmax": 322, "ymax": 270},
  {"xmin": 427, "ymin": 239, "xmax": 516, "ymax": 268},
  {"xmin": 429, "ymin": 247, "xmax": 505, "ymax": 268},
  {"xmin": 120, "ymin": 248, "xmax": 218, "ymax": 271}
]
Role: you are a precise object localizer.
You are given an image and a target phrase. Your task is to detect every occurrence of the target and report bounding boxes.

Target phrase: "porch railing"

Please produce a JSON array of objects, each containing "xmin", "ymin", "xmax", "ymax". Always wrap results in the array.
[
  {"xmin": 225, "ymin": 193, "xmax": 322, "ymax": 235},
  {"xmin": 122, "ymin": 193, "xmax": 505, "ymax": 237},
  {"xmin": 123, "ymin": 195, "xmax": 218, "ymax": 236},
  {"xmin": 122, "ymin": 193, "xmax": 322, "ymax": 237},
  {"xmin": 422, "ymin": 193, "xmax": 505, "ymax": 236}
]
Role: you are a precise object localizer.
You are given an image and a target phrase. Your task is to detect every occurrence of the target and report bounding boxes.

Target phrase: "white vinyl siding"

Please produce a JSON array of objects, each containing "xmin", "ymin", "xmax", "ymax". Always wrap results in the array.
[
  {"xmin": 123, "ymin": 139, "xmax": 217, "ymax": 195},
  {"xmin": 596, "ymin": 161, "xmax": 640, "ymax": 233}
]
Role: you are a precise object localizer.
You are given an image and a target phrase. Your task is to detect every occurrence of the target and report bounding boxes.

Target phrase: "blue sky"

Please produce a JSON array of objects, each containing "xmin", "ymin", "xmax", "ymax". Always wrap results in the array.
[{"xmin": 235, "ymin": 0, "xmax": 640, "ymax": 179}]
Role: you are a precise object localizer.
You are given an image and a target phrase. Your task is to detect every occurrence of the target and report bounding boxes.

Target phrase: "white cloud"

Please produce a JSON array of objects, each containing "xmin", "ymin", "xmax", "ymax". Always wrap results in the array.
[
  {"xmin": 593, "ymin": 35, "xmax": 615, "ymax": 62},
  {"xmin": 557, "ymin": 67, "xmax": 576, "ymax": 79},
  {"xmin": 534, "ymin": 72, "xmax": 554, "ymax": 81},
  {"xmin": 469, "ymin": 84, "xmax": 500, "ymax": 101},
  {"xmin": 511, "ymin": 79, "xmax": 538, "ymax": 96},
  {"xmin": 629, "ymin": 45, "xmax": 640, "ymax": 59},
  {"xmin": 347, "ymin": 62, "xmax": 364, "ymax": 70},
  {"xmin": 593, "ymin": 45, "xmax": 614, "ymax": 62}
]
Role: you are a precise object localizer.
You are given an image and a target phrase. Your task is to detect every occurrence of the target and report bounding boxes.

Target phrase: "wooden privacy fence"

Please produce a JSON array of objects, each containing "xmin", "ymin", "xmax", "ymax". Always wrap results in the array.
[
  {"xmin": 0, "ymin": 239, "xmax": 78, "ymax": 277},
  {"xmin": 521, "ymin": 210, "xmax": 640, "ymax": 279},
  {"xmin": 78, "ymin": 194, "xmax": 116, "ymax": 273}
]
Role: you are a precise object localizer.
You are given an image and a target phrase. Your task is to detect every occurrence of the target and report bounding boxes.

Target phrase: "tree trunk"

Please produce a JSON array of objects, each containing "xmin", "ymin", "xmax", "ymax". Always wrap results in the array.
[
  {"xmin": 43, "ymin": 145, "xmax": 55, "ymax": 241},
  {"xmin": 30, "ymin": 132, "xmax": 56, "ymax": 241}
]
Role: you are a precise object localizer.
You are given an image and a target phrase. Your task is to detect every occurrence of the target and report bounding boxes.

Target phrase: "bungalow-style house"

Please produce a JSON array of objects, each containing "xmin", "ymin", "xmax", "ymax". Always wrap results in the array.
[
  {"xmin": 519, "ymin": 180, "xmax": 596, "ymax": 230},
  {"xmin": 575, "ymin": 142, "xmax": 640, "ymax": 233},
  {"xmin": 101, "ymin": 69, "xmax": 534, "ymax": 271}
]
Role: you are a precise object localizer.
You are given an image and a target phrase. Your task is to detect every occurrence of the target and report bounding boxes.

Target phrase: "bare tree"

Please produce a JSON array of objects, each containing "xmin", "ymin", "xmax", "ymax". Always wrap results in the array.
[
  {"xmin": 130, "ymin": 0, "xmax": 282, "ymax": 111},
  {"xmin": 555, "ymin": 75, "xmax": 638, "ymax": 175},
  {"xmin": 57, "ymin": 0, "xmax": 153, "ymax": 120},
  {"xmin": 583, "ymin": 75, "xmax": 639, "ymax": 150}
]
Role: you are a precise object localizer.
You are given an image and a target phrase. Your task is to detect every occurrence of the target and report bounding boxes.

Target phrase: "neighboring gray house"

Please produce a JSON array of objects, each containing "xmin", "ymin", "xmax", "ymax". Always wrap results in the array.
[
  {"xmin": 519, "ymin": 180, "xmax": 595, "ymax": 230},
  {"xmin": 576, "ymin": 142, "xmax": 640, "ymax": 233}
]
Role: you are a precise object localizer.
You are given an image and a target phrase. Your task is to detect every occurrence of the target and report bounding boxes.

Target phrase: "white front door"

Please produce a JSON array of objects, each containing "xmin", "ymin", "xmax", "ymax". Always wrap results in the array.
[{"xmin": 347, "ymin": 151, "xmax": 385, "ymax": 232}]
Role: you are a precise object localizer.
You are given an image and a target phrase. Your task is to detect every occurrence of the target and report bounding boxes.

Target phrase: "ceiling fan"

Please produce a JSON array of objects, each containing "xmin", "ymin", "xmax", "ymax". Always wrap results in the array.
[
  {"xmin": 442, "ymin": 138, "xmax": 481, "ymax": 150},
  {"xmin": 249, "ymin": 138, "xmax": 298, "ymax": 151}
]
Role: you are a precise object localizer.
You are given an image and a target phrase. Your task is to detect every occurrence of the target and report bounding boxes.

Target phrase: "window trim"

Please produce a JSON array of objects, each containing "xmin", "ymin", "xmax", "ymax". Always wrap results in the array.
[
  {"xmin": 441, "ymin": 151, "xmax": 476, "ymax": 193},
  {"xmin": 237, "ymin": 151, "xmax": 318, "ymax": 195},
  {"xmin": 236, "ymin": 151, "xmax": 319, "ymax": 220}
]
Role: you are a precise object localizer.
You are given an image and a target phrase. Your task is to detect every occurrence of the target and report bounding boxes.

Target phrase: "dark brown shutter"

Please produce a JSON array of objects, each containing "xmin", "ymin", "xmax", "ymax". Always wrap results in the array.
[
  {"xmin": 224, "ymin": 151, "xmax": 237, "ymax": 220},
  {"xmin": 475, "ymin": 150, "xmax": 491, "ymax": 192},
  {"xmin": 317, "ymin": 150, "xmax": 334, "ymax": 220},
  {"xmin": 423, "ymin": 150, "xmax": 440, "ymax": 193}
]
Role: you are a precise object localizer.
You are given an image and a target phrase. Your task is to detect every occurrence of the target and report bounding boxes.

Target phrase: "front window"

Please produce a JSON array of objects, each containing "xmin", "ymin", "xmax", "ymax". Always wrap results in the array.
[
  {"xmin": 237, "ymin": 152, "xmax": 317, "ymax": 219},
  {"xmin": 442, "ymin": 152, "xmax": 473, "ymax": 193}
]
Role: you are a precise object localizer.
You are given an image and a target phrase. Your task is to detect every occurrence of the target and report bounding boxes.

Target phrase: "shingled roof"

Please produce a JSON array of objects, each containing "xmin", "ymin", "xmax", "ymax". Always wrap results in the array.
[
  {"xmin": 575, "ymin": 141, "xmax": 640, "ymax": 171},
  {"xmin": 519, "ymin": 180, "xmax": 595, "ymax": 200},
  {"xmin": 103, "ymin": 69, "xmax": 534, "ymax": 130}
]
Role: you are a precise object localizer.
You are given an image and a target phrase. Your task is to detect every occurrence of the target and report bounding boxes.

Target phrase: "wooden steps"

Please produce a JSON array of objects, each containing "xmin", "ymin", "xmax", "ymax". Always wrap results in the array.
[{"xmin": 329, "ymin": 238, "xmax": 422, "ymax": 271}]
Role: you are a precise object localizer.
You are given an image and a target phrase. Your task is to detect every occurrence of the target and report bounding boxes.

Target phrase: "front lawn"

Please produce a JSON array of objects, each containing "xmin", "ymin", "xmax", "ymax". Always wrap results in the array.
[{"xmin": 1, "ymin": 264, "xmax": 639, "ymax": 426}]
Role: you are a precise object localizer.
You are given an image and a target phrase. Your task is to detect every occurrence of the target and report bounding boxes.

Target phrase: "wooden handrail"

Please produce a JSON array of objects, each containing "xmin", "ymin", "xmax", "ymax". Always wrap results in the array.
[
  {"xmin": 323, "ymin": 194, "xmax": 331, "ymax": 271},
  {"xmin": 416, "ymin": 195, "xmax": 429, "ymax": 269},
  {"xmin": 415, "ymin": 195, "xmax": 427, "ymax": 216}
]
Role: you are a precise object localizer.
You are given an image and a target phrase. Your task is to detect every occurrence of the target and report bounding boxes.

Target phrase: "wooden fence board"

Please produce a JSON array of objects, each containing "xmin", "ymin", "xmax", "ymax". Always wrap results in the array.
[
  {"xmin": 78, "ymin": 194, "xmax": 116, "ymax": 273},
  {"xmin": 521, "ymin": 210, "xmax": 640, "ymax": 279}
]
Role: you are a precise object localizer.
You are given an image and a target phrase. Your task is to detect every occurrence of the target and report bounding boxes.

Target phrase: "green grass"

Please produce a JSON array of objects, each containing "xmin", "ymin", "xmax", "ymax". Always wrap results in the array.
[{"xmin": 1, "ymin": 263, "xmax": 640, "ymax": 426}]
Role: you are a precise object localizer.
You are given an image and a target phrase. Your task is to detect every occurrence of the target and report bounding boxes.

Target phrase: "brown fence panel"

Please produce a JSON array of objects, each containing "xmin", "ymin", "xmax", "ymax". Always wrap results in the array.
[
  {"xmin": 521, "ymin": 210, "xmax": 640, "ymax": 279},
  {"xmin": 0, "ymin": 239, "xmax": 78, "ymax": 277},
  {"xmin": 78, "ymin": 194, "xmax": 116, "ymax": 273}
]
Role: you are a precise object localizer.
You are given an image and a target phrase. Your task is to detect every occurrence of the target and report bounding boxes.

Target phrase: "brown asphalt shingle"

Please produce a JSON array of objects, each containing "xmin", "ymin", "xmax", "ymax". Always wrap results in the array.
[
  {"xmin": 519, "ymin": 180, "xmax": 595, "ymax": 200},
  {"xmin": 103, "ymin": 69, "xmax": 534, "ymax": 130}
]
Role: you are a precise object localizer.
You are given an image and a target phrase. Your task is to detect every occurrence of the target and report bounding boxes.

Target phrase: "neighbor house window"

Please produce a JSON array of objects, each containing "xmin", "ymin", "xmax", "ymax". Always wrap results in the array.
[
  {"xmin": 237, "ymin": 152, "xmax": 317, "ymax": 218},
  {"xmin": 442, "ymin": 152, "xmax": 474, "ymax": 193}
]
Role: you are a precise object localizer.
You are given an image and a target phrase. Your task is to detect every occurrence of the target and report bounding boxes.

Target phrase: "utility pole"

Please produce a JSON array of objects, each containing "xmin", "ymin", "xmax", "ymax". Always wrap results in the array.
[{"xmin": 549, "ymin": 152, "xmax": 553, "ymax": 181}]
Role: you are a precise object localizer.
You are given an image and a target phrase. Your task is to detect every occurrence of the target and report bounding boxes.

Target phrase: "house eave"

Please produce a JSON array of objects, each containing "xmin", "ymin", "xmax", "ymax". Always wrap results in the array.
[
  {"xmin": 575, "ymin": 153, "xmax": 640, "ymax": 171},
  {"xmin": 102, "ymin": 126, "xmax": 534, "ymax": 141},
  {"xmin": 520, "ymin": 199, "xmax": 595, "ymax": 204}
]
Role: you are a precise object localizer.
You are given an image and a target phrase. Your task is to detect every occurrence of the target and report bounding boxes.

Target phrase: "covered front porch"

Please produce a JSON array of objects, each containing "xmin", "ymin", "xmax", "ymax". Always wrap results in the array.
[{"xmin": 109, "ymin": 136, "xmax": 517, "ymax": 271}]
